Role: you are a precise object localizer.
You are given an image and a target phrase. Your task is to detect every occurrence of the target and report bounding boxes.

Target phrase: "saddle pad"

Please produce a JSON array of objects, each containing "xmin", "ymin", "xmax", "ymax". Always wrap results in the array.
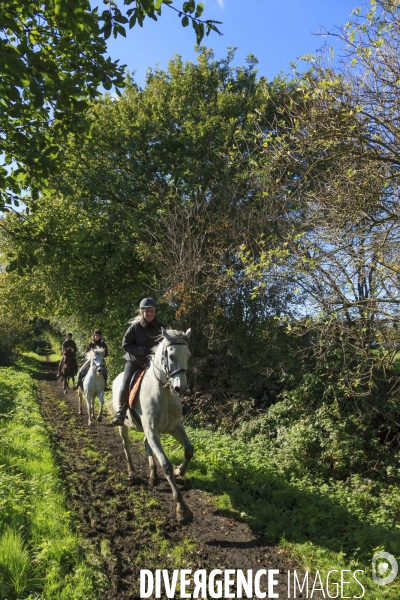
[
  {"xmin": 79, "ymin": 366, "xmax": 90, "ymax": 390},
  {"xmin": 129, "ymin": 369, "xmax": 146, "ymax": 409}
]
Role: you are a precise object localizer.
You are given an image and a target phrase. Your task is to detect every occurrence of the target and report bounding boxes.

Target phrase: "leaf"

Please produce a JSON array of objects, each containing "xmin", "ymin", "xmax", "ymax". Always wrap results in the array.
[
  {"xmin": 195, "ymin": 2, "xmax": 204, "ymax": 18},
  {"xmin": 192, "ymin": 19, "xmax": 204, "ymax": 43},
  {"xmin": 114, "ymin": 23, "xmax": 127, "ymax": 37},
  {"xmin": 182, "ymin": 15, "xmax": 189, "ymax": 27},
  {"xmin": 103, "ymin": 18, "xmax": 112, "ymax": 39}
]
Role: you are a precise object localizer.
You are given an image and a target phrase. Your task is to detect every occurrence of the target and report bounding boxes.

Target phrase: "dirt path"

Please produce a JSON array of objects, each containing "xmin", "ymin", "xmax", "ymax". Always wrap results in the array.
[{"xmin": 36, "ymin": 360, "xmax": 299, "ymax": 599}]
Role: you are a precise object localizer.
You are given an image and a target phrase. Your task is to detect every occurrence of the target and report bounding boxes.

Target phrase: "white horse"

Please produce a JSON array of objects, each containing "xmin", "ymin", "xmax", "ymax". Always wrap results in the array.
[
  {"xmin": 111, "ymin": 328, "xmax": 194, "ymax": 525},
  {"xmin": 78, "ymin": 347, "xmax": 106, "ymax": 426}
]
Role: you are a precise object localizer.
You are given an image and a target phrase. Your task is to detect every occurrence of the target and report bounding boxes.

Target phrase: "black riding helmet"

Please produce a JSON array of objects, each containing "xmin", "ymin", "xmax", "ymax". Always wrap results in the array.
[{"xmin": 139, "ymin": 298, "xmax": 158, "ymax": 309}]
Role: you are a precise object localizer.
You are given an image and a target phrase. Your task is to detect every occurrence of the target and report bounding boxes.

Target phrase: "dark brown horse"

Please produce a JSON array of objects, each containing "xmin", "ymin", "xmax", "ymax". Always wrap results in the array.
[{"xmin": 60, "ymin": 347, "xmax": 78, "ymax": 394}]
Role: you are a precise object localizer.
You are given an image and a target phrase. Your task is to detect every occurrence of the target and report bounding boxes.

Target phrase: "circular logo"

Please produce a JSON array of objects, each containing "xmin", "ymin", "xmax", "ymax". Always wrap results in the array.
[{"xmin": 372, "ymin": 551, "xmax": 398, "ymax": 585}]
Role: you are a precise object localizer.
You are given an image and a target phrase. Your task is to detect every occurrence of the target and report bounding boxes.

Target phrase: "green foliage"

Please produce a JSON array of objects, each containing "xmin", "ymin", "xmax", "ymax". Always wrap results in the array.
[
  {"xmin": 133, "ymin": 414, "xmax": 400, "ymax": 598},
  {"xmin": 0, "ymin": 0, "xmax": 220, "ymax": 214},
  {"xmin": 0, "ymin": 357, "xmax": 107, "ymax": 598},
  {"xmin": 0, "ymin": 313, "xmax": 30, "ymax": 365},
  {"xmin": 0, "ymin": 49, "xmax": 288, "ymax": 386},
  {"xmin": 0, "ymin": 0, "xmax": 125, "ymax": 212},
  {"xmin": 0, "ymin": 3, "xmax": 399, "ymax": 591},
  {"xmin": 237, "ymin": 0, "xmax": 400, "ymax": 408},
  {"xmin": 107, "ymin": 0, "xmax": 222, "ymax": 44}
]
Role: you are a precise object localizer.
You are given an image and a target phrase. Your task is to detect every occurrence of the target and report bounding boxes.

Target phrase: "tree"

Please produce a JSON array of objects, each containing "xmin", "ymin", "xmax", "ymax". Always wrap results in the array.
[
  {"xmin": 0, "ymin": 49, "xmax": 292, "ymax": 397},
  {"xmin": 0, "ymin": 0, "xmax": 221, "ymax": 213},
  {"xmin": 240, "ymin": 0, "xmax": 400, "ymax": 403}
]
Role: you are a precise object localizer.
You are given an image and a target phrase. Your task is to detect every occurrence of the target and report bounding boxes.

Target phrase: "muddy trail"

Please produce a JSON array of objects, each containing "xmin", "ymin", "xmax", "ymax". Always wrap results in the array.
[{"xmin": 36, "ymin": 359, "xmax": 302, "ymax": 599}]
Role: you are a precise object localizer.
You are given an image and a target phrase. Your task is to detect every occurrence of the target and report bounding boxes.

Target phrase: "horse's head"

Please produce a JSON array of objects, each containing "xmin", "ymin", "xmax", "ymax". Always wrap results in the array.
[
  {"xmin": 161, "ymin": 328, "xmax": 191, "ymax": 395},
  {"xmin": 86, "ymin": 347, "xmax": 106, "ymax": 375},
  {"xmin": 63, "ymin": 347, "xmax": 74, "ymax": 363}
]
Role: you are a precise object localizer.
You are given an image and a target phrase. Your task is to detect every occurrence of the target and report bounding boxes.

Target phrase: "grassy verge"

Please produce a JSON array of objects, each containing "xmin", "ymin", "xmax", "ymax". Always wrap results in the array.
[
  {"xmin": 128, "ymin": 423, "xmax": 400, "ymax": 599},
  {"xmin": 0, "ymin": 353, "xmax": 107, "ymax": 599},
  {"xmin": 24, "ymin": 349, "xmax": 61, "ymax": 363}
]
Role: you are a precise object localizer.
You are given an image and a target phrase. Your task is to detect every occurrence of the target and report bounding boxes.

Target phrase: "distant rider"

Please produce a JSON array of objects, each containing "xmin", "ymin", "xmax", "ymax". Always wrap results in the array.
[
  {"xmin": 111, "ymin": 298, "xmax": 164, "ymax": 426},
  {"xmin": 73, "ymin": 329, "xmax": 108, "ymax": 390},
  {"xmin": 57, "ymin": 333, "xmax": 77, "ymax": 377}
]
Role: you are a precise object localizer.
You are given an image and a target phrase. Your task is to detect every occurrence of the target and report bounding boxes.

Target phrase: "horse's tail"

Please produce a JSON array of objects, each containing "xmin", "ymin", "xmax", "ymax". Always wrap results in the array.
[{"xmin": 109, "ymin": 372, "xmax": 124, "ymax": 417}]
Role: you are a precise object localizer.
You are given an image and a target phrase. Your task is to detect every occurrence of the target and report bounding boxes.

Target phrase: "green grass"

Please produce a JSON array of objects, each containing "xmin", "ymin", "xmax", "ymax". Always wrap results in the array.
[
  {"xmin": 128, "ymin": 423, "xmax": 400, "ymax": 599},
  {"xmin": 24, "ymin": 349, "xmax": 61, "ymax": 363},
  {"xmin": 3, "ymin": 344, "xmax": 399, "ymax": 598},
  {"xmin": 0, "ymin": 354, "xmax": 107, "ymax": 599}
]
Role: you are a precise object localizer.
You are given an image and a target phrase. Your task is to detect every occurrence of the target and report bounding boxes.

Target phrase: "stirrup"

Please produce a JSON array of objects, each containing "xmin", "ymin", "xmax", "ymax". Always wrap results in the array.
[{"xmin": 111, "ymin": 413, "xmax": 126, "ymax": 426}]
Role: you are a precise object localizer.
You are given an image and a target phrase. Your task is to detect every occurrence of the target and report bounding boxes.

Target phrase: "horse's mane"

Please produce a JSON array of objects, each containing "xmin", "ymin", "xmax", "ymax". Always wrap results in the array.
[
  {"xmin": 163, "ymin": 329, "xmax": 188, "ymax": 342},
  {"xmin": 154, "ymin": 329, "xmax": 190, "ymax": 350},
  {"xmin": 85, "ymin": 346, "xmax": 106, "ymax": 360}
]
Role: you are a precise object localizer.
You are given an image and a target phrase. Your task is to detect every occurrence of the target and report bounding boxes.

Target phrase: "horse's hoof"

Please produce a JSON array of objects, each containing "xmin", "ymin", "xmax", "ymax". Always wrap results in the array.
[
  {"xmin": 78, "ymin": 411, "xmax": 82, "ymax": 416},
  {"xmin": 88, "ymin": 421, "xmax": 93, "ymax": 427},
  {"xmin": 176, "ymin": 503, "xmax": 193, "ymax": 525},
  {"xmin": 173, "ymin": 466, "xmax": 182, "ymax": 477},
  {"xmin": 149, "ymin": 475, "xmax": 161, "ymax": 488},
  {"xmin": 128, "ymin": 473, "xmax": 143, "ymax": 485},
  {"xmin": 64, "ymin": 390, "xmax": 67, "ymax": 394},
  {"xmin": 97, "ymin": 415, "xmax": 102, "ymax": 422}
]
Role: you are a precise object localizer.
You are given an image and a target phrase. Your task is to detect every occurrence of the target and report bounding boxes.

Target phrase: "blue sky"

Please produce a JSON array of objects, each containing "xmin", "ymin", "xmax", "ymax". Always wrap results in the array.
[{"xmin": 105, "ymin": 0, "xmax": 363, "ymax": 85}]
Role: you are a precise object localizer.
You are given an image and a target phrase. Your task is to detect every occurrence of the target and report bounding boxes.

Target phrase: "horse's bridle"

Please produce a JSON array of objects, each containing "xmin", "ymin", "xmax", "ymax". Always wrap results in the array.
[
  {"xmin": 151, "ymin": 339, "xmax": 189, "ymax": 385},
  {"xmin": 92, "ymin": 354, "xmax": 105, "ymax": 374},
  {"xmin": 161, "ymin": 340, "xmax": 189, "ymax": 379}
]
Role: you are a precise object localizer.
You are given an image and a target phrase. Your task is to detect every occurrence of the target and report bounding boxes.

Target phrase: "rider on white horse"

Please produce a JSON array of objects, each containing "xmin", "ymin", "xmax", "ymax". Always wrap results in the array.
[
  {"xmin": 111, "ymin": 298, "xmax": 165, "ymax": 426},
  {"xmin": 73, "ymin": 329, "xmax": 108, "ymax": 390}
]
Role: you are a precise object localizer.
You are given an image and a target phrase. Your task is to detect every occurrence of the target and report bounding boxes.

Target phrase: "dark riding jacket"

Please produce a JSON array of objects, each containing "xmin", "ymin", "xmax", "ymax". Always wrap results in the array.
[
  {"xmin": 62, "ymin": 339, "xmax": 77, "ymax": 353},
  {"xmin": 85, "ymin": 338, "xmax": 108, "ymax": 357},
  {"xmin": 122, "ymin": 317, "xmax": 164, "ymax": 367}
]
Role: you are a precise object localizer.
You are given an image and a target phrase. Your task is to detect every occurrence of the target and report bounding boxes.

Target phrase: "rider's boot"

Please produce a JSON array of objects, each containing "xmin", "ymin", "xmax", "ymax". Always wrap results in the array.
[{"xmin": 111, "ymin": 393, "xmax": 129, "ymax": 426}]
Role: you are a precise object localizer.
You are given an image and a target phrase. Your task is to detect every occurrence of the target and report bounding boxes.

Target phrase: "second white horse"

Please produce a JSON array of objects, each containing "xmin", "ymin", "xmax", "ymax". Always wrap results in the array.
[{"xmin": 78, "ymin": 347, "xmax": 106, "ymax": 425}]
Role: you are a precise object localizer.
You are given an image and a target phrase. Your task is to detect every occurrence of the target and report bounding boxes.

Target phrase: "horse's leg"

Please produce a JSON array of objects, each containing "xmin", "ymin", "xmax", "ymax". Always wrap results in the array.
[
  {"xmin": 119, "ymin": 424, "xmax": 135, "ymax": 481},
  {"xmin": 86, "ymin": 393, "xmax": 94, "ymax": 426},
  {"xmin": 170, "ymin": 423, "xmax": 194, "ymax": 478},
  {"xmin": 144, "ymin": 436, "xmax": 160, "ymax": 487},
  {"xmin": 78, "ymin": 388, "xmax": 83, "ymax": 416},
  {"xmin": 96, "ymin": 389, "xmax": 104, "ymax": 422},
  {"xmin": 145, "ymin": 430, "xmax": 193, "ymax": 525}
]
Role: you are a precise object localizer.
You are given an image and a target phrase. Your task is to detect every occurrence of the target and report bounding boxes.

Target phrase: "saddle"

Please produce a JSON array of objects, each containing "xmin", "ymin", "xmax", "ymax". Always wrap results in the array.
[
  {"xmin": 128, "ymin": 368, "xmax": 146, "ymax": 409},
  {"xmin": 78, "ymin": 366, "xmax": 90, "ymax": 390}
]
